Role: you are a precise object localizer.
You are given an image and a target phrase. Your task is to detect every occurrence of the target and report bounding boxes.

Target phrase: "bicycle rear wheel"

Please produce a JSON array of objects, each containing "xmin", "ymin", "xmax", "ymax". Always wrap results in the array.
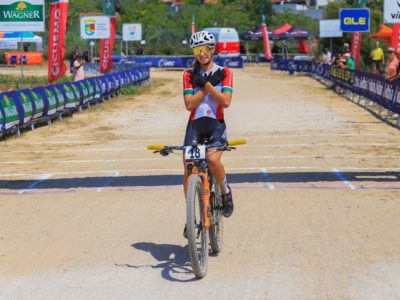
[
  {"xmin": 186, "ymin": 174, "xmax": 209, "ymax": 279},
  {"xmin": 209, "ymin": 177, "xmax": 224, "ymax": 253}
]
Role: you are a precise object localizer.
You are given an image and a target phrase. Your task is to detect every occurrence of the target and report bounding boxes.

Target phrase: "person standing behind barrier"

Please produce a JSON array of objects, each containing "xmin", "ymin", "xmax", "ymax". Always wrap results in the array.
[
  {"xmin": 340, "ymin": 53, "xmax": 355, "ymax": 71},
  {"xmin": 72, "ymin": 54, "xmax": 85, "ymax": 82},
  {"xmin": 69, "ymin": 47, "xmax": 79, "ymax": 74},
  {"xmin": 386, "ymin": 48, "xmax": 400, "ymax": 81},
  {"xmin": 370, "ymin": 41, "xmax": 384, "ymax": 75}
]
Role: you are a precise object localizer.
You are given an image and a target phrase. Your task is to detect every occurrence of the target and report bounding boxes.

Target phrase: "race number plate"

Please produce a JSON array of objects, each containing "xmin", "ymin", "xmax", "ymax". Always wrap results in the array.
[{"xmin": 185, "ymin": 145, "xmax": 206, "ymax": 160}]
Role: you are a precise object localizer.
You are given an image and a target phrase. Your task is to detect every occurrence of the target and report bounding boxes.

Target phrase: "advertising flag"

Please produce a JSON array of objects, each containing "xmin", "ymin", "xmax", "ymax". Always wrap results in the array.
[
  {"xmin": 191, "ymin": 12, "xmax": 196, "ymax": 35},
  {"xmin": 99, "ymin": 16, "xmax": 116, "ymax": 73},
  {"xmin": 391, "ymin": 23, "xmax": 400, "ymax": 52},
  {"xmin": 48, "ymin": 0, "xmax": 69, "ymax": 83},
  {"xmin": 261, "ymin": 15, "xmax": 272, "ymax": 60},
  {"xmin": 351, "ymin": 31, "xmax": 362, "ymax": 68}
]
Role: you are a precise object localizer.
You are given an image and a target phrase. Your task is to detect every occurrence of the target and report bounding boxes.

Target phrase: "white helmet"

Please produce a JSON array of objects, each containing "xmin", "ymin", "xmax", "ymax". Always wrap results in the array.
[{"xmin": 189, "ymin": 31, "xmax": 216, "ymax": 48}]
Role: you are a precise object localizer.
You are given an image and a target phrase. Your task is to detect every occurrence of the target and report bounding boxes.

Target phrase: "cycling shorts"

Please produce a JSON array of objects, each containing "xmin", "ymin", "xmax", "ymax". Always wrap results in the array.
[{"xmin": 183, "ymin": 117, "xmax": 227, "ymax": 146}]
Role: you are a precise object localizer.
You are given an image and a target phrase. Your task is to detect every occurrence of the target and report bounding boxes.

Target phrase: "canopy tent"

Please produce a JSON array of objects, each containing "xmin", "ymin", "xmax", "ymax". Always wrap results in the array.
[
  {"xmin": 371, "ymin": 24, "xmax": 392, "ymax": 45},
  {"xmin": 241, "ymin": 23, "xmax": 314, "ymax": 41},
  {"xmin": 272, "ymin": 23, "xmax": 292, "ymax": 35},
  {"xmin": 241, "ymin": 25, "xmax": 272, "ymax": 41},
  {"xmin": 0, "ymin": 32, "xmax": 43, "ymax": 50}
]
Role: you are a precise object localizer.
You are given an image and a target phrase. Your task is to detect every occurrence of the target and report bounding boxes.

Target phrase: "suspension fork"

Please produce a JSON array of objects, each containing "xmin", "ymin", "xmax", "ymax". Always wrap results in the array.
[{"xmin": 198, "ymin": 171, "xmax": 211, "ymax": 230}]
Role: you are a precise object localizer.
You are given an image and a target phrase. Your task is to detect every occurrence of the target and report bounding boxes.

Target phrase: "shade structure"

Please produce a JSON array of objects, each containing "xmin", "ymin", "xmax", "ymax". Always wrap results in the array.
[
  {"xmin": 0, "ymin": 32, "xmax": 43, "ymax": 43},
  {"xmin": 242, "ymin": 24, "xmax": 313, "ymax": 41},
  {"xmin": 371, "ymin": 24, "xmax": 392, "ymax": 45}
]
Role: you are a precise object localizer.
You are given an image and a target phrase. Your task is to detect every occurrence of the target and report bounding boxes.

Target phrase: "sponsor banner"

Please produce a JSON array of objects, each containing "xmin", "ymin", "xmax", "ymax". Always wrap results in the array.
[
  {"xmin": 122, "ymin": 23, "xmax": 142, "ymax": 41},
  {"xmin": 8, "ymin": 90, "xmax": 33, "ymax": 124},
  {"xmin": 340, "ymin": 8, "xmax": 370, "ymax": 32},
  {"xmin": 119, "ymin": 56, "xmax": 243, "ymax": 69},
  {"xmin": 261, "ymin": 15, "xmax": 272, "ymax": 60},
  {"xmin": 351, "ymin": 32, "xmax": 362, "ymax": 69},
  {"xmin": 0, "ymin": 40, "xmax": 18, "ymax": 49},
  {"xmin": 384, "ymin": 0, "xmax": 400, "ymax": 24},
  {"xmin": 59, "ymin": 83, "xmax": 77, "ymax": 109},
  {"xmin": 80, "ymin": 16, "xmax": 110, "ymax": 39},
  {"xmin": 99, "ymin": 16, "xmax": 116, "ymax": 73},
  {"xmin": 319, "ymin": 19, "xmax": 343, "ymax": 38},
  {"xmin": 28, "ymin": 89, "xmax": 45, "ymax": 119},
  {"xmin": 0, "ymin": 93, "xmax": 19, "ymax": 130},
  {"xmin": 0, "ymin": 0, "xmax": 45, "ymax": 32},
  {"xmin": 270, "ymin": 59, "xmax": 400, "ymax": 115},
  {"xmin": 48, "ymin": 0, "xmax": 69, "ymax": 83}
]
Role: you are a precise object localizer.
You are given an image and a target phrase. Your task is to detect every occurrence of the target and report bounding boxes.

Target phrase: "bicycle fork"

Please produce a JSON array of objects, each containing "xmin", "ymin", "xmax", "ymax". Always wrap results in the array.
[{"xmin": 199, "ymin": 172, "xmax": 211, "ymax": 230}]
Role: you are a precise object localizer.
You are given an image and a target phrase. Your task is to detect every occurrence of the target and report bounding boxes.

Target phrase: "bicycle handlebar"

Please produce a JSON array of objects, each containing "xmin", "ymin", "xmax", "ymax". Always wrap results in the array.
[{"xmin": 147, "ymin": 139, "xmax": 246, "ymax": 152}]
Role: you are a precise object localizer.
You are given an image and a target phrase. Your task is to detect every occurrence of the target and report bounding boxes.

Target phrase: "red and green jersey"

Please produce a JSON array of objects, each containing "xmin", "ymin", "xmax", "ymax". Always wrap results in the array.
[{"xmin": 183, "ymin": 64, "xmax": 233, "ymax": 120}]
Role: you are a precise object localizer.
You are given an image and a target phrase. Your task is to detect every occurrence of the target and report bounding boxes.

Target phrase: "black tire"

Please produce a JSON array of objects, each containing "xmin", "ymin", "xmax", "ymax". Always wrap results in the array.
[
  {"xmin": 209, "ymin": 178, "xmax": 224, "ymax": 253},
  {"xmin": 186, "ymin": 174, "xmax": 208, "ymax": 279}
]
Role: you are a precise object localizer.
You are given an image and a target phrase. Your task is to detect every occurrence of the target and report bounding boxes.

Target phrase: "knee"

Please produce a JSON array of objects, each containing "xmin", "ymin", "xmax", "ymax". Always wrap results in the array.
[{"xmin": 207, "ymin": 156, "xmax": 219, "ymax": 168}]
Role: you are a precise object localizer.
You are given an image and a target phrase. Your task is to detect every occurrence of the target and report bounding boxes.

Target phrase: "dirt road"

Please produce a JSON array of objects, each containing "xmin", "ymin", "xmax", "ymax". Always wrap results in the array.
[{"xmin": 1, "ymin": 66, "xmax": 400, "ymax": 299}]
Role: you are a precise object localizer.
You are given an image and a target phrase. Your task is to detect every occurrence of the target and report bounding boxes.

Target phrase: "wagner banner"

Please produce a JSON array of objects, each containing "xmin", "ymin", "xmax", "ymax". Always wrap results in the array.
[
  {"xmin": 99, "ymin": 16, "xmax": 116, "ymax": 73},
  {"xmin": 48, "ymin": 0, "xmax": 69, "ymax": 83},
  {"xmin": 0, "ymin": 0, "xmax": 45, "ymax": 32}
]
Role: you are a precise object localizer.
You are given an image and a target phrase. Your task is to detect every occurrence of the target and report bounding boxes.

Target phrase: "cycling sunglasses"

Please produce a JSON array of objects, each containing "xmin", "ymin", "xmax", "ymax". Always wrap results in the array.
[{"xmin": 193, "ymin": 45, "xmax": 212, "ymax": 56}]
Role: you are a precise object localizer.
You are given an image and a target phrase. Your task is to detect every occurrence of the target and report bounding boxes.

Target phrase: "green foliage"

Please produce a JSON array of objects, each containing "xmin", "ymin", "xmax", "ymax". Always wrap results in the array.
[{"xmin": 40, "ymin": 0, "xmax": 320, "ymax": 56}]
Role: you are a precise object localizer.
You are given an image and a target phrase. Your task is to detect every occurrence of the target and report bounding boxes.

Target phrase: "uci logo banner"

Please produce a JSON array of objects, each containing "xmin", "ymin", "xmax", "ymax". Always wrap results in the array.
[{"xmin": 340, "ymin": 8, "xmax": 370, "ymax": 32}]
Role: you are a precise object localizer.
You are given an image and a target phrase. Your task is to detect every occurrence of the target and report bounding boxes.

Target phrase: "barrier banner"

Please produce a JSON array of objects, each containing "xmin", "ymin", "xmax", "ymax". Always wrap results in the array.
[
  {"xmin": 29, "ymin": 89, "xmax": 45, "ymax": 120},
  {"xmin": 48, "ymin": 0, "xmax": 69, "ymax": 83},
  {"xmin": 351, "ymin": 32, "xmax": 362, "ymax": 69},
  {"xmin": 391, "ymin": 24, "xmax": 400, "ymax": 52},
  {"xmin": 60, "ymin": 83, "xmax": 77, "ymax": 109},
  {"xmin": 100, "ymin": 16, "xmax": 116, "ymax": 73},
  {"xmin": 9, "ymin": 91, "xmax": 33, "ymax": 124},
  {"xmin": 0, "ymin": 93, "xmax": 19, "ymax": 130},
  {"xmin": 261, "ymin": 15, "xmax": 272, "ymax": 60}
]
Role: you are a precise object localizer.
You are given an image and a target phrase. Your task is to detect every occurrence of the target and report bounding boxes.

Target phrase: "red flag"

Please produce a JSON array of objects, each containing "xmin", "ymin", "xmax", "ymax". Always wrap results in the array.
[
  {"xmin": 351, "ymin": 32, "xmax": 362, "ymax": 69},
  {"xmin": 48, "ymin": 0, "xmax": 69, "ymax": 83},
  {"xmin": 100, "ymin": 16, "xmax": 116, "ymax": 73},
  {"xmin": 261, "ymin": 15, "xmax": 272, "ymax": 60},
  {"xmin": 191, "ymin": 12, "xmax": 196, "ymax": 35},
  {"xmin": 391, "ymin": 24, "xmax": 400, "ymax": 52}
]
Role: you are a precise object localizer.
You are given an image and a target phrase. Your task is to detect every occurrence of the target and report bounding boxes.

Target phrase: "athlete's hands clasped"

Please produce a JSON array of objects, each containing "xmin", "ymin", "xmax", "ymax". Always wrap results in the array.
[{"xmin": 190, "ymin": 72, "xmax": 208, "ymax": 88}]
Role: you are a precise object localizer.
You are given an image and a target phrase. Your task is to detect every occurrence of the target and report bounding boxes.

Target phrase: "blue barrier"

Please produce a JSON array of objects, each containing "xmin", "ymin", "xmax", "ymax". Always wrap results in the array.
[
  {"xmin": 271, "ymin": 59, "xmax": 400, "ymax": 121},
  {"xmin": 0, "ymin": 66, "xmax": 151, "ymax": 137}
]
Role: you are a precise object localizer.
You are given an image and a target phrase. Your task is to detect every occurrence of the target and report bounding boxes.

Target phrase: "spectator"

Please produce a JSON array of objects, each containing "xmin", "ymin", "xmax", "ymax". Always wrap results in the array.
[
  {"xmin": 282, "ymin": 41, "xmax": 289, "ymax": 59},
  {"xmin": 343, "ymin": 42, "xmax": 350, "ymax": 55},
  {"xmin": 386, "ymin": 48, "xmax": 400, "ymax": 81},
  {"xmin": 340, "ymin": 53, "xmax": 355, "ymax": 71},
  {"xmin": 69, "ymin": 47, "xmax": 79, "ymax": 74},
  {"xmin": 83, "ymin": 48, "xmax": 92, "ymax": 63},
  {"xmin": 370, "ymin": 41, "xmax": 384, "ymax": 75},
  {"xmin": 322, "ymin": 48, "xmax": 332, "ymax": 64},
  {"xmin": 72, "ymin": 54, "xmax": 85, "ymax": 82},
  {"xmin": 23, "ymin": 45, "xmax": 28, "ymax": 52}
]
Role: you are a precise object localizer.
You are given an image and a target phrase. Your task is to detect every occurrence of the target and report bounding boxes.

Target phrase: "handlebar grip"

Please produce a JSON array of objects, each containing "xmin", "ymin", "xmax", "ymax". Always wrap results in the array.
[
  {"xmin": 147, "ymin": 145, "xmax": 165, "ymax": 151},
  {"xmin": 228, "ymin": 139, "xmax": 247, "ymax": 146}
]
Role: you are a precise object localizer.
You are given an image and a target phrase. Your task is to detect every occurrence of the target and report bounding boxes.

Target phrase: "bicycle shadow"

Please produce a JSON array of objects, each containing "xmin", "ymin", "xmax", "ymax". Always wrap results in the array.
[{"xmin": 116, "ymin": 242, "xmax": 197, "ymax": 282}]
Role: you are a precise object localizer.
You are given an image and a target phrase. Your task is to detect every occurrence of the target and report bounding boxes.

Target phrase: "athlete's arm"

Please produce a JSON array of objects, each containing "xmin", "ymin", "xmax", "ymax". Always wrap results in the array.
[
  {"xmin": 203, "ymin": 83, "xmax": 232, "ymax": 108},
  {"xmin": 184, "ymin": 90, "xmax": 207, "ymax": 111}
]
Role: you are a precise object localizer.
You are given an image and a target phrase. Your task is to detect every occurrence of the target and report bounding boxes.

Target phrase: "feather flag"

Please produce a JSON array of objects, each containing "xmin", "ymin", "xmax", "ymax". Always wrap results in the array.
[{"xmin": 48, "ymin": 0, "xmax": 69, "ymax": 83}]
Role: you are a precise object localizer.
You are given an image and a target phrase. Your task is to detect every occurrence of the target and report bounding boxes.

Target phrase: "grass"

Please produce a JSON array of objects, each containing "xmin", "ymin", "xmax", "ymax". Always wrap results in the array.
[{"xmin": 0, "ymin": 74, "xmax": 70, "ymax": 91}]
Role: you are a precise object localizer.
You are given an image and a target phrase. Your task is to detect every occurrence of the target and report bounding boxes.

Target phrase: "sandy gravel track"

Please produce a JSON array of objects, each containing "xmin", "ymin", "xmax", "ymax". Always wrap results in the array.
[{"xmin": 1, "ymin": 65, "xmax": 400, "ymax": 299}]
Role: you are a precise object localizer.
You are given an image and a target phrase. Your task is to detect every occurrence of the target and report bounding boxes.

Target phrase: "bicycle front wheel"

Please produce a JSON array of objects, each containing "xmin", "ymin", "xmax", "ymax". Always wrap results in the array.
[
  {"xmin": 186, "ymin": 174, "xmax": 209, "ymax": 279},
  {"xmin": 209, "ymin": 177, "xmax": 224, "ymax": 253}
]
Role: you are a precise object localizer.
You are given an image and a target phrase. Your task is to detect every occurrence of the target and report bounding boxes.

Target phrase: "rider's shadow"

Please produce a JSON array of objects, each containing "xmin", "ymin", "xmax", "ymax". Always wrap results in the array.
[{"xmin": 116, "ymin": 242, "xmax": 197, "ymax": 282}]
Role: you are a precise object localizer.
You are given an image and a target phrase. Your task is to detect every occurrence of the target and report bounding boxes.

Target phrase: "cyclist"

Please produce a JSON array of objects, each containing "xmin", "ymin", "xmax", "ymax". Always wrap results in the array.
[{"xmin": 182, "ymin": 30, "xmax": 234, "ymax": 223}]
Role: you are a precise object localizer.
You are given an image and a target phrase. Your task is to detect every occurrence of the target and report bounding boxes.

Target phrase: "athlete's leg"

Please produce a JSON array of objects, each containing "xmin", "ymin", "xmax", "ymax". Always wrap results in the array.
[{"xmin": 207, "ymin": 149, "xmax": 228, "ymax": 194}]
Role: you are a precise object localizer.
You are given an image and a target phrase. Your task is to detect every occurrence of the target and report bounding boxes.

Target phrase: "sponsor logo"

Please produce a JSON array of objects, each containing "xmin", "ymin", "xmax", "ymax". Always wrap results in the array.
[
  {"xmin": 340, "ymin": 8, "xmax": 370, "ymax": 32},
  {"xmin": 0, "ymin": 1, "xmax": 43, "ymax": 22},
  {"xmin": 3, "ymin": 95, "xmax": 11, "ymax": 106},
  {"xmin": 101, "ymin": 39, "xmax": 111, "ymax": 71},
  {"xmin": 84, "ymin": 19, "xmax": 96, "ymax": 36},
  {"xmin": 51, "ymin": 7, "xmax": 62, "ymax": 77},
  {"xmin": 158, "ymin": 59, "xmax": 176, "ymax": 67}
]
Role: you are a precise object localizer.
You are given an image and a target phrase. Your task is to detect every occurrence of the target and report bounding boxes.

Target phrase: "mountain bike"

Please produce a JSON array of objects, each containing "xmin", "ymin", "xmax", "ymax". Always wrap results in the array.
[{"xmin": 147, "ymin": 139, "xmax": 246, "ymax": 278}]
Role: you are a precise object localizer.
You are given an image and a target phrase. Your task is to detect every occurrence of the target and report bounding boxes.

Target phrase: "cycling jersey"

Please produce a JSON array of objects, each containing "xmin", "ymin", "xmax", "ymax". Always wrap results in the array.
[{"xmin": 183, "ymin": 64, "xmax": 233, "ymax": 120}]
